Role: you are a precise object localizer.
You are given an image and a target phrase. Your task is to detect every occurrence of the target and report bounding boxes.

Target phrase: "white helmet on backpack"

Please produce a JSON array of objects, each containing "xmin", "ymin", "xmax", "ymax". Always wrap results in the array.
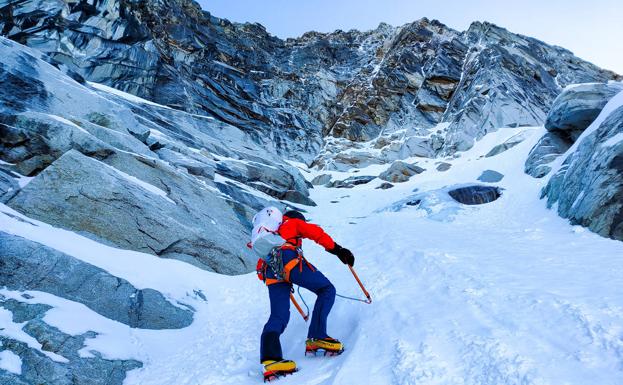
[{"xmin": 251, "ymin": 206, "xmax": 283, "ymax": 246}]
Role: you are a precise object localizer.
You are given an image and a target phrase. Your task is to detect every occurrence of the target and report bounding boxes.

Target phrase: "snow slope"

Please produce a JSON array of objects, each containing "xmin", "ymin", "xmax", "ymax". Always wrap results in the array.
[{"xmin": 2, "ymin": 126, "xmax": 623, "ymax": 384}]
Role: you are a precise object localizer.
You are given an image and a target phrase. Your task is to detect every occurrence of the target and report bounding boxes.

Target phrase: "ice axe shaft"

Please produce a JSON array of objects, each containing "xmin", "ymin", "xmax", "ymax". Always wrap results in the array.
[
  {"xmin": 290, "ymin": 293, "xmax": 309, "ymax": 321},
  {"xmin": 349, "ymin": 265, "xmax": 372, "ymax": 304}
]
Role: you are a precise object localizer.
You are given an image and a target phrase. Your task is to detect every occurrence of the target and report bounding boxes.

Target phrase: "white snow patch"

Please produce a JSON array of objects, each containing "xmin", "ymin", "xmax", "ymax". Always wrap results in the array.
[
  {"xmin": 602, "ymin": 132, "xmax": 623, "ymax": 148},
  {"xmin": 0, "ymin": 307, "xmax": 68, "ymax": 363},
  {"xmin": 17, "ymin": 175, "xmax": 33, "ymax": 188},
  {"xmin": 47, "ymin": 114, "xmax": 88, "ymax": 133},
  {"xmin": 105, "ymin": 164, "xmax": 175, "ymax": 204},
  {"xmin": 88, "ymin": 82, "xmax": 170, "ymax": 108},
  {"xmin": 0, "ymin": 349, "xmax": 22, "ymax": 375}
]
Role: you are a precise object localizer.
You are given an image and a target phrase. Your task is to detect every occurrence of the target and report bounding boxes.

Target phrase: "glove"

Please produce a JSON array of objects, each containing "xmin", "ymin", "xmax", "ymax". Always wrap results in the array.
[{"xmin": 327, "ymin": 243, "xmax": 355, "ymax": 266}]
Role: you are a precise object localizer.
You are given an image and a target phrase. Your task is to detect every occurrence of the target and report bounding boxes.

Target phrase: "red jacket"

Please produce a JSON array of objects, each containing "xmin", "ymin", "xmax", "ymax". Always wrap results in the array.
[{"xmin": 278, "ymin": 218, "xmax": 335, "ymax": 250}]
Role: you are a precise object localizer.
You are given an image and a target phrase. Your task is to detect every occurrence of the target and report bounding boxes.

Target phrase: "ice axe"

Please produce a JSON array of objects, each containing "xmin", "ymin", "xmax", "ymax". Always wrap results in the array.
[
  {"xmin": 290, "ymin": 291, "xmax": 309, "ymax": 321},
  {"xmin": 347, "ymin": 265, "xmax": 372, "ymax": 304}
]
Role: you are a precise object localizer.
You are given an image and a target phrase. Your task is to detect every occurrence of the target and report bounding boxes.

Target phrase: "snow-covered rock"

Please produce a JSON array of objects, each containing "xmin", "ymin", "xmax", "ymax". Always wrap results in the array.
[
  {"xmin": 543, "ymin": 91, "xmax": 623, "ymax": 241},
  {"xmin": 0, "ymin": 295, "xmax": 142, "ymax": 385},
  {"xmin": 326, "ymin": 175, "xmax": 377, "ymax": 189},
  {"xmin": 0, "ymin": 233, "xmax": 193, "ymax": 329}
]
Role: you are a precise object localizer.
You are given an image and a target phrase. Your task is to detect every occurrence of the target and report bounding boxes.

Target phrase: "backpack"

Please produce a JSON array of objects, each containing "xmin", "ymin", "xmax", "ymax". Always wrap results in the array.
[{"xmin": 250, "ymin": 206, "xmax": 286, "ymax": 260}]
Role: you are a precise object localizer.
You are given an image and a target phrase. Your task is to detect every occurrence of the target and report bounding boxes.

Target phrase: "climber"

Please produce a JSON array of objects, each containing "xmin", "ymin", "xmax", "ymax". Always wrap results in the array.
[{"xmin": 250, "ymin": 206, "xmax": 355, "ymax": 382}]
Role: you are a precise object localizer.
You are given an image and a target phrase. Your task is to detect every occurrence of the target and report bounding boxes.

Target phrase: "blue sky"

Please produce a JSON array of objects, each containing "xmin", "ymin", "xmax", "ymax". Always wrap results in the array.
[{"xmin": 199, "ymin": 0, "xmax": 622, "ymax": 74}]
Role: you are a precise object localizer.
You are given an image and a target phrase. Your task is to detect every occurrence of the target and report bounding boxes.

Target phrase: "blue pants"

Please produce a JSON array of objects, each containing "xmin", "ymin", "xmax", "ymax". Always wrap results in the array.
[{"xmin": 260, "ymin": 249, "xmax": 336, "ymax": 362}]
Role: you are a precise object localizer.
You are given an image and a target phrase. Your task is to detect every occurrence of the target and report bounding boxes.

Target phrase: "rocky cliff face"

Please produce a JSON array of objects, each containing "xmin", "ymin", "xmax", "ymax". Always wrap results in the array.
[{"xmin": 2, "ymin": 0, "xmax": 619, "ymax": 168}]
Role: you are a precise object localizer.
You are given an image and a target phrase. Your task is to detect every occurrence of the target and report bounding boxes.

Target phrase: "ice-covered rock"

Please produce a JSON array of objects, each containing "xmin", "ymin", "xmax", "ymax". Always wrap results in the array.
[
  {"xmin": 3, "ymin": 5, "xmax": 619, "ymax": 168},
  {"xmin": 380, "ymin": 187, "xmax": 464, "ymax": 221},
  {"xmin": 441, "ymin": 23, "xmax": 619, "ymax": 154},
  {"xmin": 0, "ymin": 168, "xmax": 20, "ymax": 202},
  {"xmin": 526, "ymin": 83, "xmax": 623, "ymax": 179}
]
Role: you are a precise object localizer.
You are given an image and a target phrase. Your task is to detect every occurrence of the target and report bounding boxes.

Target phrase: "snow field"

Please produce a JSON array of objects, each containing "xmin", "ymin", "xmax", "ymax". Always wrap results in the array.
[{"xmin": 1, "ymin": 124, "xmax": 623, "ymax": 384}]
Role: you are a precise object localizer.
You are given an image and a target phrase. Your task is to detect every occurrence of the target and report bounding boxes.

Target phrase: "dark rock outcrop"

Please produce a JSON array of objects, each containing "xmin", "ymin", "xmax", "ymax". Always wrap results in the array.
[
  {"xmin": 436, "ymin": 162, "xmax": 452, "ymax": 171},
  {"xmin": 376, "ymin": 182, "xmax": 394, "ymax": 190},
  {"xmin": 448, "ymin": 185, "xmax": 502, "ymax": 205}
]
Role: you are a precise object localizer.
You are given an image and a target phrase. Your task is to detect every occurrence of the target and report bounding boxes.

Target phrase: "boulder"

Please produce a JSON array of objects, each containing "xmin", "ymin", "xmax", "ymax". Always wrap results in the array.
[
  {"xmin": 379, "ymin": 161, "xmax": 425, "ymax": 183},
  {"xmin": 545, "ymin": 83, "xmax": 623, "ymax": 142},
  {"xmin": 311, "ymin": 174, "xmax": 332, "ymax": 185},
  {"xmin": 7, "ymin": 150, "xmax": 254, "ymax": 274},
  {"xmin": 376, "ymin": 182, "xmax": 394, "ymax": 190},
  {"xmin": 0, "ymin": 232, "xmax": 193, "ymax": 329},
  {"xmin": 543, "ymin": 104, "xmax": 623, "ymax": 241},
  {"xmin": 436, "ymin": 162, "xmax": 452, "ymax": 171},
  {"xmin": 477, "ymin": 170, "xmax": 504, "ymax": 183},
  {"xmin": 448, "ymin": 185, "xmax": 501, "ymax": 205}
]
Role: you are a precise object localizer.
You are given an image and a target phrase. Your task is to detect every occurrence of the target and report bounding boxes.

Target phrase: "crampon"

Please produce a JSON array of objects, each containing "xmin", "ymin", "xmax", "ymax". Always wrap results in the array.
[
  {"xmin": 305, "ymin": 337, "xmax": 344, "ymax": 357},
  {"xmin": 263, "ymin": 369, "xmax": 298, "ymax": 382},
  {"xmin": 262, "ymin": 360, "xmax": 298, "ymax": 382}
]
